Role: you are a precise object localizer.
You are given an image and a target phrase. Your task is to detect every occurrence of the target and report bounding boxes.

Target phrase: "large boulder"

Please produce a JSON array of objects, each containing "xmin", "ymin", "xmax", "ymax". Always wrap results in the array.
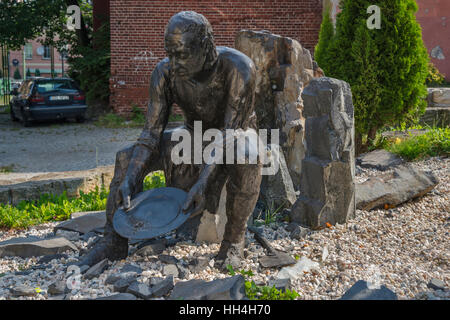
[
  {"xmin": 356, "ymin": 165, "xmax": 439, "ymax": 211},
  {"xmin": 259, "ymin": 144, "xmax": 297, "ymax": 210},
  {"xmin": 235, "ymin": 30, "xmax": 322, "ymax": 187},
  {"xmin": 290, "ymin": 77, "xmax": 355, "ymax": 229},
  {"xmin": 356, "ymin": 150, "xmax": 404, "ymax": 171}
]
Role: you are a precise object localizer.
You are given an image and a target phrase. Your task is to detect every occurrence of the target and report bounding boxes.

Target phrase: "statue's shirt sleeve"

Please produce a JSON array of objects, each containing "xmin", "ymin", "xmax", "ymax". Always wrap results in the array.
[{"xmin": 136, "ymin": 59, "xmax": 172, "ymax": 152}]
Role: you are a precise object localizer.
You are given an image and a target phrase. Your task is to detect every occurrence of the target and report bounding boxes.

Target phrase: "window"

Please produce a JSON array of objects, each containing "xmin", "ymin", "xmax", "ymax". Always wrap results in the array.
[
  {"xmin": 43, "ymin": 46, "xmax": 51, "ymax": 59},
  {"xmin": 35, "ymin": 80, "xmax": 77, "ymax": 93},
  {"xmin": 25, "ymin": 43, "xmax": 33, "ymax": 59}
]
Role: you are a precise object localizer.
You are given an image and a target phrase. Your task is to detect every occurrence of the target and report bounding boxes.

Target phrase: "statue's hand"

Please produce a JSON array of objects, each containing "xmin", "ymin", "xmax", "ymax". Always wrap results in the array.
[
  {"xmin": 117, "ymin": 178, "xmax": 134, "ymax": 211},
  {"xmin": 182, "ymin": 181, "xmax": 206, "ymax": 217}
]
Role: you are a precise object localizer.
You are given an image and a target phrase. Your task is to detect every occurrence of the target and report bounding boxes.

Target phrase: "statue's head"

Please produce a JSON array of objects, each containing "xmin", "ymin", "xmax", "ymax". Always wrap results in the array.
[{"xmin": 164, "ymin": 11, "xmax": 218, "ymax": 80}]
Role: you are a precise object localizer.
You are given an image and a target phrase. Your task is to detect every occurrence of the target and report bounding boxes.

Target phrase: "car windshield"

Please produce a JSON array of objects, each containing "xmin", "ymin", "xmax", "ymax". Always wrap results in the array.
[{"xmin": 35, "ymin": 80, "xmax": 78, "ymax": 93}]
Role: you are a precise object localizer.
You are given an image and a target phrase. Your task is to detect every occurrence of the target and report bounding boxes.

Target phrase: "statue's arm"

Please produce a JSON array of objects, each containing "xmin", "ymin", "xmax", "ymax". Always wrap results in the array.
[
  {"xmin": 121, "ymin": 59, "xmax": 172, "ymax": 201},
  {"xmin": 183, "ymin": 65, "xmax": 256, "ymax": 215}
]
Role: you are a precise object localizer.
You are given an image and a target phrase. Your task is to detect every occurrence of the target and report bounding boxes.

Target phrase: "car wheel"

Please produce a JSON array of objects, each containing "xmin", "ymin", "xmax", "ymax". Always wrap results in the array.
[
  {"xmin": 20, "ymin": 109, "xmax": 32, "ymax": 127},
  {"xmin": 10, "ymin": 105, "xmax": 18, "ymax": 122},
  {"xmin": 76, "ymin": 115, "xmax": 86, "ymax": 123}
]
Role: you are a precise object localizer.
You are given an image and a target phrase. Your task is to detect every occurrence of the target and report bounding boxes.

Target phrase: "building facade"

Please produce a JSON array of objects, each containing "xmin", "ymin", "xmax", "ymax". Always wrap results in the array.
[
  {"xmin": 8, "ymin": 39, "xmax": 68, "ymax": 79},
  {"xmin": 107, "ymin": 0, "xmax": 449, "ymax": 116}
]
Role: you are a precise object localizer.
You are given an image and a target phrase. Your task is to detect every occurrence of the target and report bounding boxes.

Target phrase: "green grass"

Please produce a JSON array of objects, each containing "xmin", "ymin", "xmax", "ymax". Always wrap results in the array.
[
  {"xmin": 168, "ymin": 114, "xmax": 184, "ymax": 122},
  {"xmin": 386, "ymin": 127, "xmax": 449, "ymax": 161},
  {"xmin": 0, "ymin": 172, "xmax": 166, "ymax": 230},
  {"xmin": 227, "ymin": 265, "xmax": 299, "ymax": 300},
  {"xmin": 253, "ymin": 200, "xmax": 285, "ymax": 227},
  {"xmin": 0, "ymin": 164, "xmax": 14, "ymax": 173}
]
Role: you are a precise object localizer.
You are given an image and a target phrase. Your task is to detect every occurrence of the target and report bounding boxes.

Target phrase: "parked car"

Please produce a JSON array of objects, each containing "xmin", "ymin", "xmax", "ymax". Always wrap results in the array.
[{"xmin": 9, "ymin": 77, "xmax": 87, "ymax": 127}]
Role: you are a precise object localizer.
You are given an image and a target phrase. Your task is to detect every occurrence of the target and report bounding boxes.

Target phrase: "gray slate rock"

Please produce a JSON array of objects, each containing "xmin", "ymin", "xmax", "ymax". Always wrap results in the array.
[
  {"xmin": 267, "ymin": 278, "xmax": 291, "ymax": 292},
  {"xmin": 10, "ymin": 284, "xmax": 37, "ymax": 297},
  {"xmin": 134, "ymin": 243, "xmax": 166, "ymax": 256},
  {"xmin": 158, "ymin": 254, "xmax": 179, "ymax": 265},
  {"xmin": 113, "ymin": 276, "xmax": 136, "ymax": 293},
  {"xmin": 340, "ymin": 280, "xmax": 397, "ymax": 300},
  {"xmin": 163, "ymin": 264, "xmax": 179, "ymax": 277},
  {"xmin": 54, "ymin": 210, "xmax": 106, "ymax": 234},
  {"xmin": 428, "ymin": 278, "xmax": 446, "ymax": 291},
  {"xmin": 287, "ymin": 223, "xmax": 309, "ymax": 239},
  {"xmin": 83, "ymin": 259, "xmax": 109, "ymax": 280},
  {"xmin": 48, "ymin": 280, "xmax": 69, "ymax": 296},
  {"xmin": 259, "ymin": 252, "xmax": 296, "ymax": 268},
  {"xmin": 177, "ymin": 264, "xmax": 190, "ymax": 279},
  {"xmin": 38, "ymin": 253, "xmax": 68, "ymax": 264},
  {"xmin": 291, "ymin": 77, "xmax": 355, "ymax": 229},
  {"xmin": 105, "ymin": 271, "xmax": 138, "ymax": 285},
  {"xmin": 259, "ymin": 144, "xmax": 297, "ymax": 210},
  {"xmin": 356, "ymin": 165, "xmax": 439, "ymax": 211},
  {"xmin": 121, "ymin": 263, "xmax": 143, "ymax": 274},
  {"xmin": 189, "ymin": 256, "xmax": 210, "ymax": 273},
  {"xmin": 356, "ymin": 149, "xmax": 404, "ymax": 171},
  {"xmin": 170, "ymin": 275, "xmax": 246, "ymax": 300},
  {"xmin": 55, "ymin": 230, "xmax": 80, "ymax": 241},
  {"xmin": 152, "ymin": 276, "xmax": 174, "ymax": 297},
  {"xmin": 126, "ymin": 281, "xmax": 153, "ymax": 300},
  {"xmin": 95, "ymin": 293, "xmax": 137, "ymax": 300},
  {"xmin": 0, "ymin": 237, "xmax": 77, "ymax": 258}
]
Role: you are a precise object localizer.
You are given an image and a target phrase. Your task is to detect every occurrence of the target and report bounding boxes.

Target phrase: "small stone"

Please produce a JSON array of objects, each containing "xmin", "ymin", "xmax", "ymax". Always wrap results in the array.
[
  {"xmin": 259, "ymin": 251, "xmax": 296, "ymax": 268},
  {"xmin": 113, "ymin": 277, "xmax": 136, "ymax": 293},
  {"xmin": 163, "ymin": 264, "xmax": 179, "ymax": 278},
  {"xmin": 121, "ymin": 264, "xmax": 143, "ymax": 274},
  {"xmin": 170, "ymin": 275, "xmax": 246, "ymax": 300},
  {"xmin": 340, "ymin": 280, "xmax": 397, "ymax": 300},
  {"xmin": 38, "ymin": 253, "xmax": 68, "ymax": 264},
  {"xmin": 126, "ymin": 281, "xmax": 153, "ymax": 300},
  {"xmin": 428, "ymin": 279, "xmax": 446, "ymax": 291},
  {"xmin": 48, "ymin": 280, "xmax": 69, "ymax": 296},
  {"xmin": 105, "ymin": 272, "xmax": 138, "ymax": 285},
  {"xmin": 134, "ymin": 243, "xmax": 165, "ymax": 257},
  {"xmin": 290, "ymin": 225, "xmax": 309, "ymax": 239},
  {"xmin": 267, "ymin": 278, "xmax": 291, "ymax": 292},
  {"xmin": 158, "ymin": 254, "xmax": 179, "ymax": 265},
  {"xmin": 83, "ymin": 259, "xmax": 109, "ymax": 280},
  {"xmin": 177, "ymin": 264, "xmax": 190, "ymax": 279},
  {"xmin": 95, "ymin": 293, "xmax": 137, "ymax": 300},
  {"xmin": 151, "ymin": 275, "xmax": 174, "ymax": 297},
  {"xmin": 189, "ymin": 256, "xmax": 209, "ymax": 273},
  {"xmin": 10, "ymin": 284, "xmax": 37, "ymax": 297},
  {"xmin": 149, "ymin": 277, "xmax": 164, "ymax": 286}
]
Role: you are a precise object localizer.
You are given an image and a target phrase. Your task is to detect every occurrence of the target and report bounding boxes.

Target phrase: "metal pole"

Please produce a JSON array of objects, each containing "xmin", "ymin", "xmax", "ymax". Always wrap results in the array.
[{"xmin": 23, "ymin": 45, "xmax": 26, "ymax": 80}]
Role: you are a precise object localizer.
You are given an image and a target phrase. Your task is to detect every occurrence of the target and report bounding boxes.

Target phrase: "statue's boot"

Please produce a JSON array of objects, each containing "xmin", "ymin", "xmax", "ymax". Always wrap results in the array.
[
  {"xmin": 76, "ymin": 227, "xmax": 128, "ymax": 267},
  {"xmin": 215, "ymin": 164, "xmax": 261, "ymax": 271}
]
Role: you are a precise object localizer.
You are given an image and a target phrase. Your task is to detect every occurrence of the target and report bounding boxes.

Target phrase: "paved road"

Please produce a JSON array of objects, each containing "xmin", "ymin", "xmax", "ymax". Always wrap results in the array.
[{"xmin": 0, "ymin": 114, "xmax": 142, "ymax": 173}]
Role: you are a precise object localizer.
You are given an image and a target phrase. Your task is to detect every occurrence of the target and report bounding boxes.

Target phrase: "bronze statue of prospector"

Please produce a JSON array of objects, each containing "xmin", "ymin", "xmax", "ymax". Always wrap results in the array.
[{"xmin": 78, "ymin": 11, "xmax": 262, "ymax": 270}]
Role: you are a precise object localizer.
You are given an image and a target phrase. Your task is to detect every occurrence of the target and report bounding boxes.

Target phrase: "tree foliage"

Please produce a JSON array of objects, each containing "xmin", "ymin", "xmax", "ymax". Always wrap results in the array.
[
  {"xmin": 0, "ymin": 0, "xmax": 110, "ymax": 107},
  {"xmin": 315, "ymin": 0, "xmax": 429, "ymax": 153}
]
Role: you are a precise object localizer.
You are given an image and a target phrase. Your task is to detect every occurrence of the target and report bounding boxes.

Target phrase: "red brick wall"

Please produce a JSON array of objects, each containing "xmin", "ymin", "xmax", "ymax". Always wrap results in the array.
[
  {"xmin": 109, "ymin": 0, "xmax": 323, "ymax": 116},
  {"xmin": 416, "ymin": 0, "xmax": 450, "ymax": 81}
]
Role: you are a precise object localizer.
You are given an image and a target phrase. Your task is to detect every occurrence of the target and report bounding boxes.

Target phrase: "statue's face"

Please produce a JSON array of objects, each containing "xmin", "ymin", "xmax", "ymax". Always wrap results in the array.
[{"xmin": 165, "ymin": 30, "xmax": 207, "ymax": 80}]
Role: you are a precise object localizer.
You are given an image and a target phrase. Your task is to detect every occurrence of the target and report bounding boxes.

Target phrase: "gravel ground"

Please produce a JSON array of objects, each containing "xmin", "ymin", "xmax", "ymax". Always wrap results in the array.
[
  {"xmin": 0, "ymin": 157, "xmax": 448, "ymax": 300},
  {"xmin": 0, "ymin": 114, "xmax": 141, "ymax": 173}
]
